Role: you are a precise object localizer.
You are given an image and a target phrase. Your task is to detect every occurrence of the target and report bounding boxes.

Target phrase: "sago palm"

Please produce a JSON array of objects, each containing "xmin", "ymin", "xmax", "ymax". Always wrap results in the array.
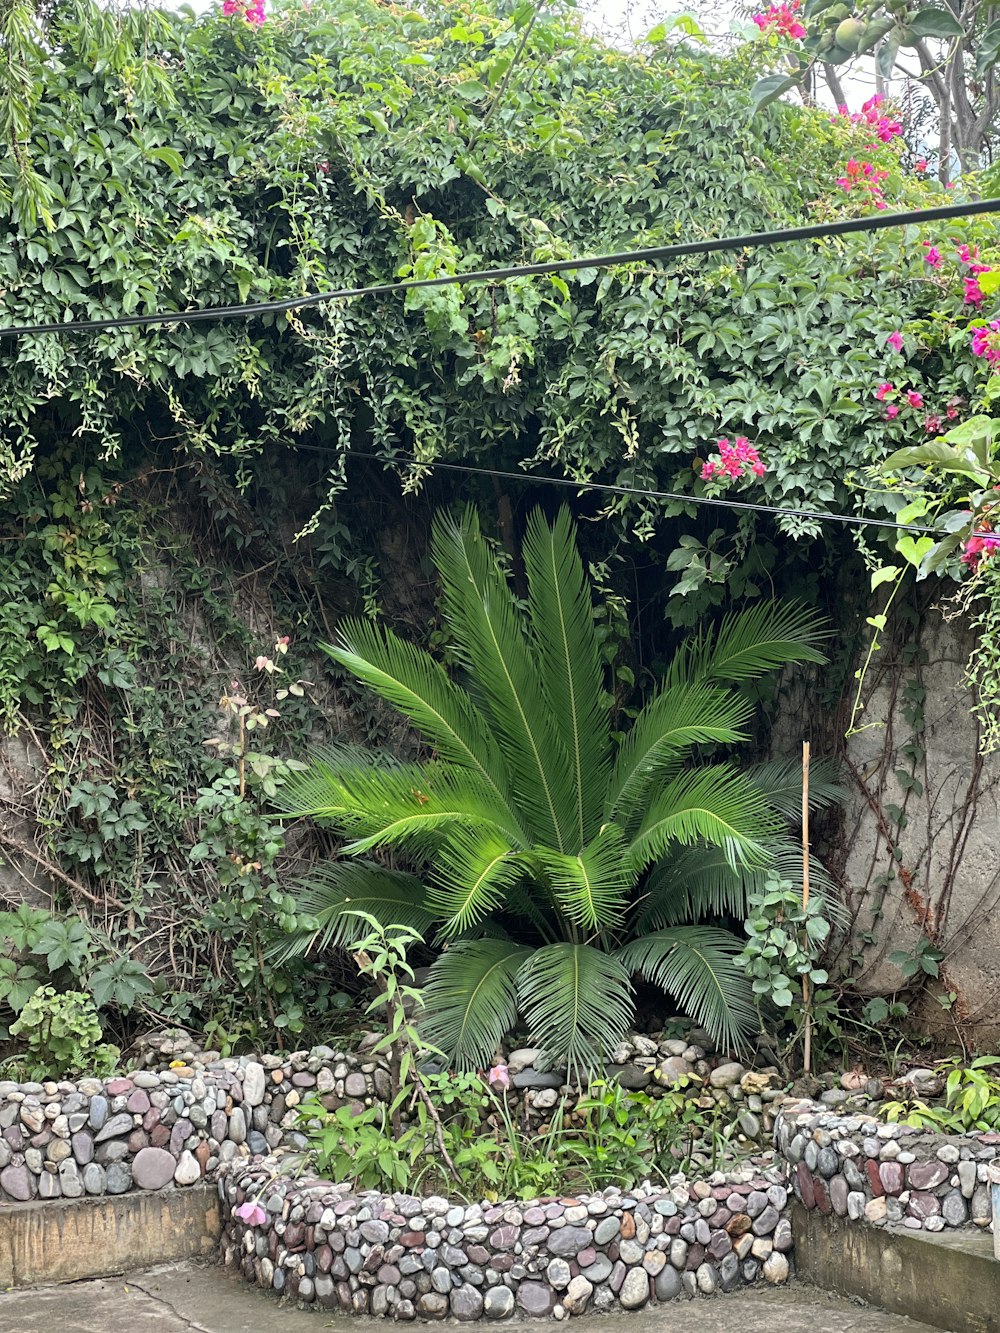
[{"xmin": 274, "ymin": 506, "xmax": 834, "ymax": 1071}]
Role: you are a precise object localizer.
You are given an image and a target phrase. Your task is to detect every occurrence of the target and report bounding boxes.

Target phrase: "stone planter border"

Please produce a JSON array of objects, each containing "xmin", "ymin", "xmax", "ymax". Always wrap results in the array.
[{"xmin": 217, "ymin": 1157, "xmax": 794, "ymax": 1319}]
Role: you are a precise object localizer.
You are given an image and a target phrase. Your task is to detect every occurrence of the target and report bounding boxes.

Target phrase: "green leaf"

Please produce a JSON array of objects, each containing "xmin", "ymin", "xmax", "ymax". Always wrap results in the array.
[
  {"xmin": 518, "ymin": 942, "xmax": 633, "ymax": 1073},
  {"xmin": 871, "ymin": 565, "xmax": 900, "ymax": 590},
  {"xmin": 907, "ymin": 7, "xmax": 964, "ymax": 39},
  {"xmin": 454, "ymin": 79, "xmax": 488, "ymax": 100},
  {"xmin": 750, "ymin": 74, "xmax": 799, "ymax": 111},
  {"xmin": 146, "ymin": 146, "xmax": 184, "ymax": 174},
  {"xmin": 421, "ymin": 938, "xmax": 531, "ymax": 1069}
]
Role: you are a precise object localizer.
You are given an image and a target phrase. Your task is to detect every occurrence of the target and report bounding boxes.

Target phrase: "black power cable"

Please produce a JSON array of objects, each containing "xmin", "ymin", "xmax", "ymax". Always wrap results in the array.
[{"xmin": 2, "ymin": 197, "xmax": 999, "ymax": 339}]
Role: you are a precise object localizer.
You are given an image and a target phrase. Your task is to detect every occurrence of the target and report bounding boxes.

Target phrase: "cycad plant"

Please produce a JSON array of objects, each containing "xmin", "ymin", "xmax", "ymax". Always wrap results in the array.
[{"xmin": 275, "ymin": 506, "xmax": 835, "ymax": 1072}]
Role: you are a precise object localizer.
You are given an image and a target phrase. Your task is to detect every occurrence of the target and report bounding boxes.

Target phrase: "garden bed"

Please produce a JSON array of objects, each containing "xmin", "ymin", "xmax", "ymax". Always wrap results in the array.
[{"xmin": 217, "ymin": 1156, "xmax": 794, "ymax": 1319}]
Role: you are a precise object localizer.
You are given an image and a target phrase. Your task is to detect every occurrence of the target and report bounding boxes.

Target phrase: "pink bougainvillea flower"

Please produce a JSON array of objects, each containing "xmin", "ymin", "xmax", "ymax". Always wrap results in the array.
[
  {"xmin": 887, "ymin": 331, "xmax": 904, "ymax": 352},
  {"xmin": 487, "ymin": 1063, "xmax": 511, "ymax": 1090},
  {"xmin": 965, "ymin": 277, "xmax": 986, "ymax": 306},
  {"xmin": 751, "ymin": 460, "xmax": 766, "ymax": 477},
  {"xmin": 752, "ymin": 1, "xmax": 806, "ymax": 37},
  {"xmin": 700, "ymin": 462, "xmax": 716, "ymax": 480},
  {"xmin": 885, "ymin": 404, "xmax": 900, "ymax": 419},
  {"xmin": 956, "ymin": 243, "xmax": 975, "ymax": 264},
  {"xmin": 235, "ymin": 1201, "xmax": 267, "ymax": 1226},
  {"xmin": 924, "ymin": 415, "xmax": 942, "ymax": 434},
  {"xmin": 697, "ymin": 436, "xmax": 765, "ymax": 484},
  {"xmin": 970, "ymin": 262, "xmax": 992, "ymax": 276},
  {"xmin": 922, "ymin": 243, "xmax": 942, "ymax": 268},
  {"xmin": 914, "ymin": 158, "xmax": 928, "ymax": 173},
  {"xmin": 972, "ymin": 321, "xmax": 1000, "ymax": 364},
  {"xmin": 906, "ymin": 391, "xmax": 924, "ymax": 409},
  {"xmin": 946, "ymin": 405, "xmax": 960, "ymax": 420},
  {"xmin": 875, "ymin": 382, "xmax": 894, "ymax": 401}
]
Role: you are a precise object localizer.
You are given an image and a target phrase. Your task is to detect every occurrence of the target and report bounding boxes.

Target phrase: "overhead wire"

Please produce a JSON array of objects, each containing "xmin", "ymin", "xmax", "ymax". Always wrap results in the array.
[{"xmin": 2, "ymin": 197, "xmax": 1000, "ymax": 339}]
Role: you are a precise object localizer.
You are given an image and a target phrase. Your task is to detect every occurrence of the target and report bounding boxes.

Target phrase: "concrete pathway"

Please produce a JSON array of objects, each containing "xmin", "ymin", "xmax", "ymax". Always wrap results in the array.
[{"xmin": 0, "ymin": 1261, "xmax": 945, "ymax": 1333}]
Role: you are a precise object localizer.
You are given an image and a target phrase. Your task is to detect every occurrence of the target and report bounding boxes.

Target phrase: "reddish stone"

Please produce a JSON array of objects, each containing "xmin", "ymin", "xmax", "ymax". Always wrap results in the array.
[
  {"xmin": 813, "ymin": 1179, "xmax": 832, "ymax": 1215},
  {"xmin": 711, "ymin": 1186, "xmax": 731, "ymax": 1200},
  {"xmin": 576, "ymin": 1247, "xmax": 596, "ymax": 1267},
  {"xmin": 106, "ymin": 1078, "xmax": 134, "ymax": 1095},
  {"xmin": 710, "ymin": 1207, "xmax": 732, "ymax": 1229},
  {"xmin": 908, "ymin": 1161, "xmax": 948, "ymax": 1191},
  {"xmin": 685, "ymin": 1243, "xmax": 705, "ymax": 1270},
  {"xmin": 725, "ymin": 1213, "xmax": 752, "ymax": 1237},
  {"xmin": 492, "ymin": 1254, "xmax": 514, "ymax": 1273},
  {"xmin": 879, "ymin": 1161, "xmax": 905, "ymax": 1197},
  {"xmin": 284, "ymin": 1221, "xmax": 305, "ymax": 1249},
  {"xmin": 127, "ymin": 1130, "xmax": 149, "ymax": 1153},
  {"xmin": 400, "ymin": 1232, "xmax": 425, "ymax": 1248},
  {"xmin": 127, "ymin": 1090, "xmax": 150, "ymax": 1114},
  {"xmin": 489, "ymin": 1225, "xmax": 519, "ymax": 1250},
  {"xmin": 466, "ymin": 1245, "xmax": 489, "ymax": 1265},
  {"xmin": 316, "ymin": 1246, "xmax": 333, "ymax": 1274},
  {"xmin": 142, "ymin": 1109, "xmax": 160, "ymax": 1131},
  {"xmin": 865, "ymin": 1159, "xmax": 885, "ymax": 1197},
  {"xmin": 619, "ymin": 1212, "xmax": 636, "ymax": 1240},
  {"xmin": 150, "ymin": 1124, "xmax": 170, "ymax": 1148},
  {"xmin": 907, "ymin": 1191, "xmax": 941, "ymax": 1220},
  {"xmin": 194, "ymin": 1142, "xmax": 211, "ymax": 1174},
  {"xmin": 664, "ymin": 1217, "xmax": 681, "ymax": 1235},
  {"xmin": 796, "ymin": 1162, "xmax": 816, "ymax": 1209}
]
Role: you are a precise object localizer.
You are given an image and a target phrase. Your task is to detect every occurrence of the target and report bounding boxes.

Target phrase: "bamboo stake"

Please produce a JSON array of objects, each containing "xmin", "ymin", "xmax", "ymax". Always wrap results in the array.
[{"xmin": 802, "ymin": 740, "xmax": 812, "ymax": 1076}]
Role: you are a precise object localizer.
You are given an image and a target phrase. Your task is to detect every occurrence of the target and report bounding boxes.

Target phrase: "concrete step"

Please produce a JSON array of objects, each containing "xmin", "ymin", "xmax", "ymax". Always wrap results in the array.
[{"xmin": 792, "ymin": 1201, "xmax": 999, "ymax": 1333}]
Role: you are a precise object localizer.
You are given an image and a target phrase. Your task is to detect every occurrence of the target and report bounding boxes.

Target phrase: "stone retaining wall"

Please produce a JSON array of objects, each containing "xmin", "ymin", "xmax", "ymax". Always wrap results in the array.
[
  {"xmin": 217, "ymin": 1157, "xmax": 794, "ymax": 1319},
  {"xmin": 0, "ymin": 1044, "xmax": 378, "ymax": 1204},
  {"xmin": 775, "ymin": 1100, "xmax": 999, "ymax": 1233}
]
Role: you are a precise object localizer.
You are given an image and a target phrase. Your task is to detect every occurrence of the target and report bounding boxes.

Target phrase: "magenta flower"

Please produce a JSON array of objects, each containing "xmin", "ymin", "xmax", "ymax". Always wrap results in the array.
[
  {"xmin": 487, "ymin": 1063, "xmax": 511, "ymax": 1090},
  {"xmin": 924, "ymin": 415, "xmax": 942, "ymax": 434},
  {"xmin": 752, "ymin": 1, "xmax": 806, "ymax": 37},
  {"xmin": 885, "ymin": 404, "xmax": 900, "ymax": 420},
  {"xmin": 906, "ymin": 391, "xmax": 924, "ymax": 409},
  {"xmin": 965, "ymin": 277, "xmax": 986, "ymax": 306},
  {"xmin": 235, "ymin": 1201, "xmax": 267, "ymax": 1226},
  {"xmin": 887, "ymin": 331, "xmax": 904, "ymax": 353},
  {"xmin": 874, "ymin": 382, "xmax": 894, "ymax": 401},
  {"xmin": 922, "ymin": 244, "xmax": 942, "ymax": 268},
  {"xmin": 914, "ymin": 159, "xmax": 928, "ymax": 173},
  {"xmin": 972, "ymin": 321, "xmax": 1000, "ymax": 364},
  {"xmin": 700, "ymin": 462, "xmax": 716, "ymax": 480}
]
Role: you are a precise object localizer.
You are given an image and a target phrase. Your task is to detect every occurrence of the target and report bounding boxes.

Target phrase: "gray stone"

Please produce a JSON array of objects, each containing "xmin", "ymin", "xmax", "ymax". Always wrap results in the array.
[
  {"xmin": 751, "ymin": 1205, "xmax": 780, "ymax": 1236},
  {"xmin": 228, "ymin": 1107, "xmax": 247, "ymax": 1145},
  {"xmin": 619, "ymin": 1267, "xmax": 649, "ymax": 1309},
  {"xmin": 106, "ymin": 1162, "xmax": 132, "ymax": 1194},
  {"xmin": 941, "ymin": 1188, "xmax": 968, "ymax": 1226},
  {"xmin": 516, "ymin": 1282, "xmax": 555, "ymax": 1317},
  {"xmin": 654, "ymin": 1266, "xmax": 682, "ymax": 1301},
  {"xmin": 87, "ymin": 1096, "xmax": 108, "ymax": 1131},
  {"xmin": 0, "ymin": 1165, "xmax": 33, "ymax": 1201},
  {"xmin": 708, "ymin": 1063, "xmax": 745, "ymax": 1089},
  {"xmin": 242, "ymin": 1062, "xmax": 266, "ymax": 1107},
  {"xmin": 582, "ymin": 1254, "xmax": 612, "ymax": 1284},
  {"xmin": 695, "ymin": 1263, "xmax": 717, "ymax": 1295},
  {"xmin": 546, "ymin": 1226, "xmax": 592, "ymax": 1257},
  {"xmin": 93, "ymin": 1113, "xmax": 132, "ymax": 1143},
  {"xmin": 451, "ymin": 1284, "xmax": 484, "ymax": 1320},
  {"xmin": 133, "ymin": 1146, "xmax": 176, "ymax": 1190},
  {"xmin": 82, "ymin": 1163, "xmax": 105, "ymax": 1194},
  {"xmin": 957, "ymin": 1160, "xmax": 978, "ymax": 1198},
  {"xmin": 618, "ymin": 1238, "xmax": 644, "ymax": 1265},
  {"xmin": 763, "ymin": 1252, "xmax": 789, "ymax": 1284},
  {"xmin": 70, "ymin": 1131, "xmax": 94, "ymax": 1165},
  {"xmin": 430, "ymin": 1268, "xmax": 452, "ymax": 1295},
  {"xmin": 511, "ymin": 1070, "xmax": 563, "ymax": 1090},
  {"xmin": 593, "ymin": 1216, "xmax": 620, "ymax": 1245},
  {"xmin": 58, "ymin": 1160, "xmax": 83, "ymax": 1198},
  {"xmin": 719, "ymin": 1252, "xmax": 741, "ymax": 1292},
  {"xmin": 546, "ymin": 1258, "xmax": 571, "ymax": 1289},
  {"xmin": 483, "ymin": 1286, "xmax": 515, "ymax": 1320},
  {"xmin": 416, "ymin": 1293, "xmax": 448, "ymax": 1319},
  {"xmin": 173, "ymin": 1151, "xmax": 200, "ymax": 1186},
  {"xmin": 38, "ymin": 1171, "xmax": 61, "ymax": 1200}
]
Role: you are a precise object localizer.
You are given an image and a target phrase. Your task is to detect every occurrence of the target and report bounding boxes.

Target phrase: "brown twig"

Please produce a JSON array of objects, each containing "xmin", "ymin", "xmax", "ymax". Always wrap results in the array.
[{"xmin": 0, "ymin": 827, "xmax": 117, "ymax": 909}]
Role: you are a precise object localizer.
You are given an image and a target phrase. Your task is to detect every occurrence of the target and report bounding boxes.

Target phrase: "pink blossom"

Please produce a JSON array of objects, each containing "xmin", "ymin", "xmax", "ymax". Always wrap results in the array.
[
  {"xmin": 700, "ymin": 462, "xmax": 716, "ymax": 480},
  {"xmin": 885, "ymin": 404, "xmax": 900, "ymax": 419},
  {"xmin": 914, "ymin": 159, "xmax": 928, "ymax": 173},
  {"xmin": 255, "ymin": 655, "xmax": 275, "ymax": 673},
  {"xmin": 972, "ymin": 321, "xmax": 1000, "ymax": 364},
  {"xmin": 946, "ymin": 405, "xmax": 960, "ymax": 420},
  {"xmin": 956, "ymin": 243, "xmax": 975, "ymax": 264},
  {"xmin": 235, "ymin": 1201, "xmax": 267, "ymax": 1226},
  {"xmin": 697, "ymin": 436, "xmax": 766, "ymax": 484},
  {"xmin": 887, "ymin": 331, "xmax": 904, "ymax": 353},
  {"xmin": 752, "ymin": 1, "xmax": 806, "ymax": 37},
  {"xmin": 751, "ymin": 460, "xmax": 766, "ymax": 477},
  {"xmin": 922, "ymin": 244, "xmax": 942, "ymax": 268},
  {"xmin": 487, "ymin": 1063, "xmax": 511, "ymax": 1090},
  {"xmin": 924, "ymin": 415, "xmax": 942, "ymax": 434},
  {"xmin": 971, "ymin": 262, "xmax": 992, "ymax": 276},
  {"xmin": 965, "ymin": 277, "xmax": 986, "ymax": 306},
  {"xmin": 906, "ymin": 391, "xmax": 924, "ymax": 409},
  {"xmin": 875, "ymin": 382, "xmax": 894, "ymax": 401}
]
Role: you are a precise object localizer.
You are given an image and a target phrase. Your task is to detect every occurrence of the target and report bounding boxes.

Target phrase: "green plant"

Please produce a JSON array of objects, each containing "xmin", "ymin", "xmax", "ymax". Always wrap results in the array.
[
  {"xmin": 7, "ymin": 985, "xmax": 119, "ymax": 1079},
  {"xmin": 276, "ymin": 505, "xmax": 833, "ymax": 1069},
  {"xmin": 883, "ymin": 1056, "xmax": 1000, "ymax": 1132},
  {"xmin": 739, "ymin": 876, "xmax": 831, "ymax": 1011}
]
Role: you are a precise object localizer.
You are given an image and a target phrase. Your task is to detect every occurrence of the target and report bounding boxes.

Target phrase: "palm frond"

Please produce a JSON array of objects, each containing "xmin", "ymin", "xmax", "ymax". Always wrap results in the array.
[
  {"xmin": 521, "ymin": 506, "xmax": 611, "ymax": 845},
  {"xmin": 636, "ymin": 839, "xmax": 847, "ymax": 933},
  {"xmin": 421, "ymin": 938, "xmax": 531, "ymax": 1068},
  {"xmin": 275, "ymin": 747, "xmax": 524, "ymax": 856},
  {"xmin": 517, "ymin": 942, "xmax": 633, "ymax": 1073},
  {"xmin": 626, "ymin": 764, "xmax": 781, "ymax": 873},
  {"xmin": 607, "ymin": 682, "xmax": 751, "ymax": 823},
  {"xmin": 427, "ymin": 828, "xmax": 523, "ymax": 937},
  {"xmin": 617, "ymin": 926, "xmax": 756, "ymax": 1052},
  {"xmin": 432, "ymin": 507, "xmax": 577, "ymax": 853},
  {"xmin": 323, "ymin": 619, "xmax": 523, "ymax": 834},
  {"xmin": 670, "ymin": 601, "xmax": 828, "ymax": 687},
  {"xmin": 747, "ymin": 757, "xmax": 845, "ymax": 821},
  {"xmin": 267, "ymin": 861, "xmax": 436, "ymax": 964},
  {"xmin": 534, "ymin": 823, "xmax": 630, "ymax": 934}
]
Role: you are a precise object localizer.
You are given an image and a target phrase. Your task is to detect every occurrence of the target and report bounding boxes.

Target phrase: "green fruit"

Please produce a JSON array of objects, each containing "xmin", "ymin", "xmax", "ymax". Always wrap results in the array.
[
  {"xmin": 825, "ymin": 3, "xmax": 851, "ymax": 23},
  {"xmin": 834, "ymin": 16, "xmax": 865, "ymax": 50}
]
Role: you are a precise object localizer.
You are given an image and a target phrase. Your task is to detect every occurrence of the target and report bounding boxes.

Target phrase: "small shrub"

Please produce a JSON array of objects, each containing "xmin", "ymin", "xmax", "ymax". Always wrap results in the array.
[{"xmin": 7, "ymin": 986, "xmax": 120, "ymax": 1080}]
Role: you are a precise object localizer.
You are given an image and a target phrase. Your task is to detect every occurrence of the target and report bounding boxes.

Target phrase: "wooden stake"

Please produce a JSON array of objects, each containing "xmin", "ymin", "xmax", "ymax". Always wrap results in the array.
[{"xmin": 802, "ymin": 740, "xmax": 812, "ymax": 1076}]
